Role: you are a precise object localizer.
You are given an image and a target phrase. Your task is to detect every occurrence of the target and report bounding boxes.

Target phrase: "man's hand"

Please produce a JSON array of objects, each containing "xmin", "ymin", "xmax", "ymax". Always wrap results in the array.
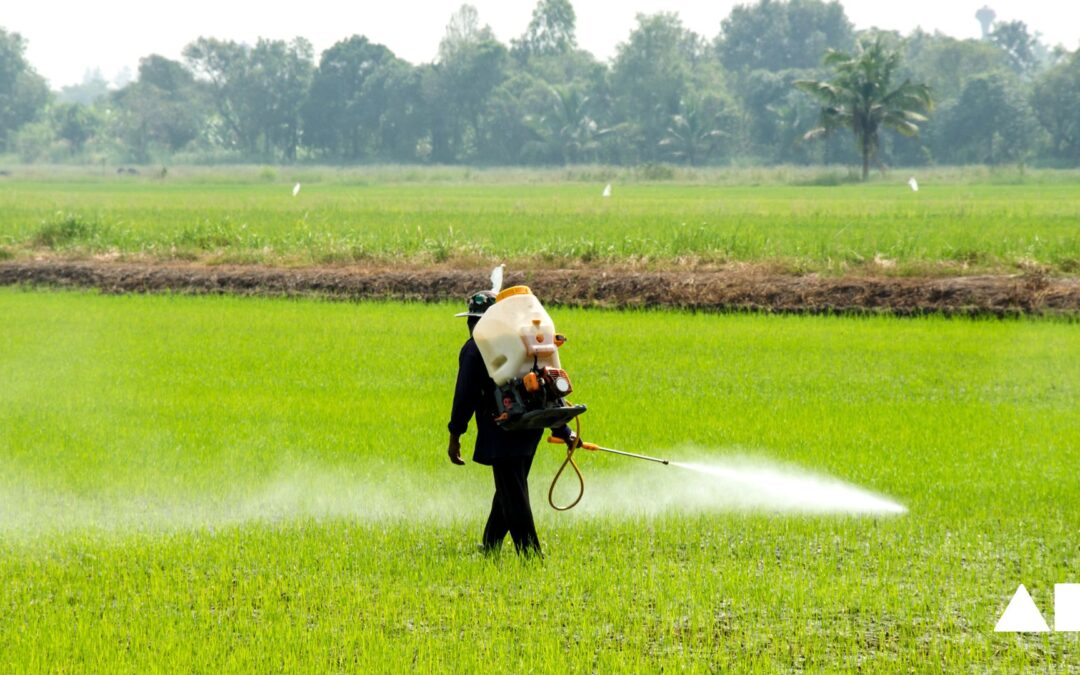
[{"xmin": 448, "ymin": 435, "xmax": 465, "ymax": 465}]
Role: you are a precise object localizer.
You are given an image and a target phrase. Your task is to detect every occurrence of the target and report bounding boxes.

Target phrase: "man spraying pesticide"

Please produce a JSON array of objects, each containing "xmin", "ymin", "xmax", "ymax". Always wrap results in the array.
[{"xmin": 446, "ymin": 267, "xmax": 668, "ymax": 556}]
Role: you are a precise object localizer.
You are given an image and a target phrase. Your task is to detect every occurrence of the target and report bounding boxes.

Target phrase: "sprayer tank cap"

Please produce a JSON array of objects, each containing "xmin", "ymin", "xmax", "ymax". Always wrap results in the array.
[{"xmin": 496, "ymin": 286, "xmax": 532, "ymax": 302}]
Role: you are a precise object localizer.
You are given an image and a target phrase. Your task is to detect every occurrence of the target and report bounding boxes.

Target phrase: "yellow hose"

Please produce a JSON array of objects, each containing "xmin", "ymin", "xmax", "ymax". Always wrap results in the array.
[{"xmin": 548, "ymin": 418, "xmax": 585, "ymax": 511}]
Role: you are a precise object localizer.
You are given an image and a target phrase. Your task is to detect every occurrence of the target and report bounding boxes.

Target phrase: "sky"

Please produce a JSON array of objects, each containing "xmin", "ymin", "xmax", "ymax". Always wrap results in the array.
[{"xmin": 4, "ymin": 0, "xmax": 1078, "ymax": 88}]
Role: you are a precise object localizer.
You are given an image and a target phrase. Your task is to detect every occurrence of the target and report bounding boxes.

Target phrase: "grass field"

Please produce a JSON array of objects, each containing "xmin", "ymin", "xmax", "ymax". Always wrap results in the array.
[
  {"xmin": 1, "ymin": 167, "xmax": 1078, "ymax": 274},
  {"xmin": 1, "ymin": 288, "xmax": 1077, "ymax": 670}
]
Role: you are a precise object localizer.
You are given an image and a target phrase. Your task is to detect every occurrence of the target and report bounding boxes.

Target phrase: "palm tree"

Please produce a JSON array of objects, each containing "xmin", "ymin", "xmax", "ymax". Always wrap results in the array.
[
  {"xmin": 658, "ymin": 97, "xmax": 728, "ymax": 166},
  {"xmin": 524, "ymin": 84, "xmax": 612, "ymax": 164},
  {"xmin": 795, "ymin": 37, "xmax": 932, "ymax": 180}
]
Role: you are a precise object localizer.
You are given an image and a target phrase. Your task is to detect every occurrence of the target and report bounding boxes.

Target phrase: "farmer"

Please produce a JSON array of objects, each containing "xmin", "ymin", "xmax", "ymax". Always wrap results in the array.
[{"xmin": 447, "ymin": 290, "xmax": 577, "ymax": 557}]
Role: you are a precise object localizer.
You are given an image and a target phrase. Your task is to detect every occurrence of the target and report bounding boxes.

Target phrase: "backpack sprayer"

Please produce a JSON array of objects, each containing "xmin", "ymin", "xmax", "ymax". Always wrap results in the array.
[{"xmin": 472, "ymin": 268, "xmax": 669, "ymax": 510}]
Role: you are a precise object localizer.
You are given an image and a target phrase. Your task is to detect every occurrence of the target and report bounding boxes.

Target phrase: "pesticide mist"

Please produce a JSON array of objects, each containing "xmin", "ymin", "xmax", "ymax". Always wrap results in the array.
[
  {"xmin": 0, "ymin": 450, "xmax": 904, "ymax": 536},
  {"xmin": 563, "ymin": 450, "xmax": 907, "ymax": 518},
  {"xmin": 672, "ymin": 460, "xmax": 906, "ymax": 515}
]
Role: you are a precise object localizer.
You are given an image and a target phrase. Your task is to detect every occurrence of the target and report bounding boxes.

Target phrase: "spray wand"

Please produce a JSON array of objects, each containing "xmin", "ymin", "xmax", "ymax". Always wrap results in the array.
[
  {"xmin": 546, "ymin": 437, "xmax": 669, "ymax": 465},
  {"xmin": 545, "ymin": 426, "xmax": 669, "ymax": 511}
]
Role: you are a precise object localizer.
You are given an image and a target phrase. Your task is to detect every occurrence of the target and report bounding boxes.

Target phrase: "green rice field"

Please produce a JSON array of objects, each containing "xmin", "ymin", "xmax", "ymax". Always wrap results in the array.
[
  {"xmin": 1, "ymin": 288, "xmax": 1077, "ymax": 670},
  {"xmin": 1, "ymin": 167, "xmax": 1078, "ymax": 273}
]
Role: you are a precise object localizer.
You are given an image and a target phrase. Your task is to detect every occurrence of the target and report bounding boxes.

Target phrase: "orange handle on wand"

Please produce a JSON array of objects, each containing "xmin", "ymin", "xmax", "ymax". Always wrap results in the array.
[
  {"xmin": 547, "ymin": 436, "xmax": 669, "ymax": 465},
  {"xmin": 547, "ymin": 437, "xmax": 599, "ymax": 450}
]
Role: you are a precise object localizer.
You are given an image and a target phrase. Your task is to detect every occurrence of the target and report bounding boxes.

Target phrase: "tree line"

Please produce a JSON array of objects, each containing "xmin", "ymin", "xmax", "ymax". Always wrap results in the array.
[{"xmin": 1, "ymin": 0, "xmax": 1078, "ymax": 169}]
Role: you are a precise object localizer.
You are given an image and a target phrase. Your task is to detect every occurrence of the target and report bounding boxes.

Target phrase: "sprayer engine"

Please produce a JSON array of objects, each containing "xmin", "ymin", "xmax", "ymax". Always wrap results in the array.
[
  {"xmin": 495, "ymin": 363, "xmax": 585, "ymax": 430},
  {"xmin": 474, "ymin": 284, "xmax": 587, "ymax": 431}
]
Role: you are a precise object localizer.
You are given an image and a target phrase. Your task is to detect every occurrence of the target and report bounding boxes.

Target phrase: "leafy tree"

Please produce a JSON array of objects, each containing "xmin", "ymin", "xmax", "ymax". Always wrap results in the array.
[
  {"xmin": 518, "ymin": 46, "xmax": 605, "ymax": 91},
  {"xmin": 475, "ymin": 73, "xmax": 539, "ymax": 164},
  {"xmin": 796, "ymin": 37, "xmax": 932, "ymax": 179},
  {"xmin": 138, "ymin": 55, "xmax": 195, "ymax": 93},
  {"xmin": 50, "ymin": 103, "xmax": 101, "ymax": 154},
  {"xmin": 734, "ymin": 68, "xmax": 831, "ymax": 163},
  {"xmin": 764, "ymin": 87, "xmax": 849, "ymax": 164},
  {"xmin": 111, "ymin": 55, "xmax": 205, "ymax": 161},
  {"xmin": 438, "ymin": 5, "xmax": 494, "ymax": 62},
  {"xmin": 11, "ymin": 119, "xmax": 60, "ymax": 162},
  {"xmin": 937, "ymin": 73, "xmax": 1038, "ymax": 164},
  {"xmin": 521, "ymin": 83, "xmax": 610, "ymax": 164},
  {"xmin": 483, "ymin": 43, "xmax": 609, "ymax": 165},
  {"xmin": 183, "ymin": 37, "xmax": 313, "ymax": 160},
  {"xmin": 713, "ymin": 2, "xmax": 851, "ymax": 163},
  {"xmin": 611, "ymin": 13, "xmax": 705, "ymax": 163},
  {"xmin": 303, "ymin": 36, "xmax": 402, "ymax": 160},
  {"xmin": 658, "ymin": 94, "xmax": 733, "ymax": 165},
  {"xmin": 366, "ymin": 59, "xmax": 426, "ymax": 162},
  {"xmin": 427, "ymin": 7, "xmax": 509, "ymax": 163},
  {"xmin": 513, "ymin": 0, "xmax": 577, "ymax": 60},
  {"xmin": 1031, "ymin": 51, "xmax": 1080, "ymax": 162},
  {"xmin": 990, "ymin": 21, "xmax": 1040, "ymax": 77},
  {"xmin": 183, "ymin": 38, "xmax": 255, "ymax": 152},
  {"xmin": 717, "ymin": 0, "xmax": 854, "ymax": 72},
  {"xmin": 248, "ymin": 38, "xmax": 313, "ymax": 160},
  {"xmin": 0, "ymin": 27, "xmax": 49, "ymax": 151},
  {"xmin": 903, "ymin": 32, "xmax": 1006, "ymax": 101}
]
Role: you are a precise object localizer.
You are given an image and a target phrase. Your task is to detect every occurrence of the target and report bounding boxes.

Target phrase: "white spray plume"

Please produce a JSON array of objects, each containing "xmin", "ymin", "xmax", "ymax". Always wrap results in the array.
[
  {"xmin": 0, "ymin": 451, "xmax": 904, "ymax": 537},
  {"xmin": 908, "ymin": 176, "xmax": 919, "ymax": 192},
  {"xmin": 561, "ymin": 450, "xmax": 907, "ymax": 518},
  {"xmin": 292, "ymin": 182, "xmax": 301, "ymax": 196},
  {"xmin": 671, "ymin": 461, "xmax": 906, "ymax": 515},
  {"xmin": 490, "ymin": 264, "xmax": 505, "ymax": 294},
  {"xmin": 602, "ymin": 183, "xmax": 612, "ymax": 198}
]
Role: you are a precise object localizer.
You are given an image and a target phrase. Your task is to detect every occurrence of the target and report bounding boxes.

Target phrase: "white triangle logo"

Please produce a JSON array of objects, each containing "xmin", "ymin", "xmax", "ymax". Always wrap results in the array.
[{"xmin": 995, "ymin": 585, "xmax": 1050, "ymax": 632}]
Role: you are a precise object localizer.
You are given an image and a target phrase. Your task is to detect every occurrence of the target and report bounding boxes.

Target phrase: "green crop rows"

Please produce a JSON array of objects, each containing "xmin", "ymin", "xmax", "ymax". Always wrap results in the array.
[
  {"xmin": 1, "ymin": 168, "xmax": 1078, "ymax": 274},
  {"xmin": 1, "ymin": 289, "xmax": 1077, "ymax": 670}
]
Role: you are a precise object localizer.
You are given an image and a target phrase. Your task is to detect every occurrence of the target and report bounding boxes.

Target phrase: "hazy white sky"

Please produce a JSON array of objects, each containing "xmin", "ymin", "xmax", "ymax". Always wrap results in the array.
[{"xmin": 4, "ymin": 0, "xmax": 1078, "ymax": 88}]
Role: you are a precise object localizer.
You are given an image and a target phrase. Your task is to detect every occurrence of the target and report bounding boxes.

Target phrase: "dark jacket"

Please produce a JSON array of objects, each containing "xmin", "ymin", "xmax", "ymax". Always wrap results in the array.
[{"xmin": 448, "ymin": 338, "xmax": 570, "ymax": 465}]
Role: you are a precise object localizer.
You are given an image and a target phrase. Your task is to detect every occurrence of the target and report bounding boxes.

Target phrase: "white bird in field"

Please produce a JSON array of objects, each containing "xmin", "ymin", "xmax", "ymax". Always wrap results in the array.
[
  {"xmin": 908, "ymin": 177, "xmax": 919, "ymax": 192},
  {"xmin": 602, "ymin": 183, "xmax": 612, "ymax": 198},
  {"xmin": 490, "ymin": 264, "xmax": 505, "ymax": 294},
  {"xmin": 292, "ymin": 182, "xmax": 301, "ymax": 197}
]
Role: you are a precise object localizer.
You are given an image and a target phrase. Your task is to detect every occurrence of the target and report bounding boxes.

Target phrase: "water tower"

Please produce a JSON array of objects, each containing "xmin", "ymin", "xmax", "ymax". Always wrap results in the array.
[{"xmin": 976, "ymin": 6, "xmax": 996, "ymax": 39}]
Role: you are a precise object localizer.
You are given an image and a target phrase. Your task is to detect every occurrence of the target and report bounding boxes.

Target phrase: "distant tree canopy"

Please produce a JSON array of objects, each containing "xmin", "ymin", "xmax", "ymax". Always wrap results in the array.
[
  {"xmin": 110, "ymin": 55, "xmax": 204, "ymax": 162},
  {"xmin": 717, "ymin": 0, "xmax": 854, "ymax": 72},
  {"xmin": 303, "ymin": 36, "xmax": 408, "ymax": 160},
  {"xmin": 797, "ymin": 37, "xmax": 932, "ymax": 179},
  {"xmin": 0, "ymin": 28, "xmax": 49, "ymax": 152},
  {"xmin": 938, "ymin": 73, "xmax": 1038, "ymax": 164},
  {"xmin": 1, "ymin": 0, "xmax": 1075, "ymax": 168},
  {"xmin": 513, "ymin": 0, "xmax": 577, "ymax": 60},
  {"xmin": 990, "ymin": 21, "xmax": 1040, "ymax": 77},
  {"xmin": 612, "ymin": 13, "xmax": 707, "ymax": 162},
  {"xmin": 1031, "ymin": 51, "xmax": 1080, "ymax": 161},
  {"xmin": 183, "ymin": 37, "xmax": 313, "ymax": 161}
]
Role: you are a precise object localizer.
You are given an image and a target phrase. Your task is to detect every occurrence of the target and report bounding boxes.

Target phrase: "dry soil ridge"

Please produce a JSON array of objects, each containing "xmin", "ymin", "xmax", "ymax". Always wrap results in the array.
[{"xmin": 1, "ymin": 260, "xmax": 1077, "ymax": 317}]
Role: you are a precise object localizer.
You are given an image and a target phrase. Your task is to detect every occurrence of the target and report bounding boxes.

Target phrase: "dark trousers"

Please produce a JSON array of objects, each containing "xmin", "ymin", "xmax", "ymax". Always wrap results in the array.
[{"xmin": 482, "ymin": 454, "xmax": 541, "ymax": 556}]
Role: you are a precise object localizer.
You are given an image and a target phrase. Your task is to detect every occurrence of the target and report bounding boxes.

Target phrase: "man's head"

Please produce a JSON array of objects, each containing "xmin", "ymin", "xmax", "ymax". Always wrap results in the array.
[{"xmin": 455, "ymin": 290, "xmax": 496, "ymax": 335}]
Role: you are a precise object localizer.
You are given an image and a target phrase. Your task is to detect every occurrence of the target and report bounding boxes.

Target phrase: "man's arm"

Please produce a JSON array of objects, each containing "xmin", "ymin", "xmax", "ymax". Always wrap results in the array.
[
  {"xmin": 447, "ymin": 435, "xmax": 464, "ymax": 466},
  {"xmin": 447, "ymin": 343, "xmax": 479, "ymax": 465}
]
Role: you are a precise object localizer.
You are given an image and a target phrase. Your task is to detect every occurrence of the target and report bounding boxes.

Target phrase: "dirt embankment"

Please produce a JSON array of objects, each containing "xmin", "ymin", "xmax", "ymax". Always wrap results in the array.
[{"xmin": 1, "ymin": 260, "xmax": 1078, "ymax": 317}]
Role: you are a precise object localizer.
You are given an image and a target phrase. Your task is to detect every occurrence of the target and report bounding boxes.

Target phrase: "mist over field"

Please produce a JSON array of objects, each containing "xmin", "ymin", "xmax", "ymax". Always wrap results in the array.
[{"xmin": 0, "ymin": 448, "xmax": 907, "ymax": 537}]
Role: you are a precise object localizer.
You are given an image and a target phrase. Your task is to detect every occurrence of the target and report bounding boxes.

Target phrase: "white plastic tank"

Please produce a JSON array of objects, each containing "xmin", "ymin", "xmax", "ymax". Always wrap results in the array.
[{"xmin": 474, "ymin": 286, "xmax": 562, "ymax": 385}]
